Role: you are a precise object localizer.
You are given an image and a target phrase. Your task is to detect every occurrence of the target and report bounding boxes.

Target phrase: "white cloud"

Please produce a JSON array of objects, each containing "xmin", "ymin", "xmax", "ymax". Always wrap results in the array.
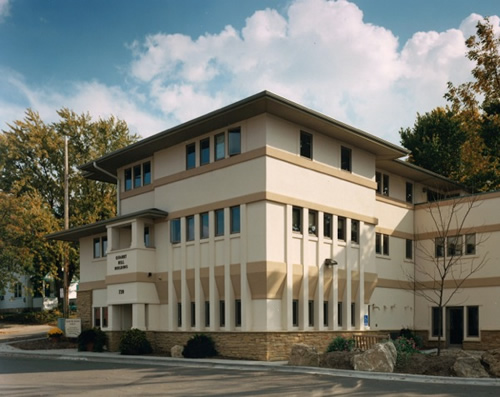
[{"xmin": 0, "ymin": 0, "xmax": 9, "ymax": 22}]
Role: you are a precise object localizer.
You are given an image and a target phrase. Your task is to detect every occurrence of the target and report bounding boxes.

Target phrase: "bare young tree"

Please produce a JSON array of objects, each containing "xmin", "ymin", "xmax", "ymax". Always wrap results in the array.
[{"xmin": 407, "ymin": 193, "xmax": 488, "ymax": 355}]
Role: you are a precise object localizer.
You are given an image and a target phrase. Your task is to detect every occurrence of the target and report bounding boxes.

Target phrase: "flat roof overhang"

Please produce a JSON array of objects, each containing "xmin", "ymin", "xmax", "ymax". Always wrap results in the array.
[
  {"xmin": 80, "ymin": 91, "xmax": 409, "ymax": 183},
  {"xmin": 46, "ymin": 208, "xmax": 168, "ymax": 242}
]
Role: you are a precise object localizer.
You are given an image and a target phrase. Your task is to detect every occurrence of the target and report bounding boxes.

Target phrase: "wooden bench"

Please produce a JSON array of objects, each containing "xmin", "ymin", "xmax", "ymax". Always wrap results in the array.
[{"xmin": 352, "ymin": 333, "xmax": 390, "ymax": 351}]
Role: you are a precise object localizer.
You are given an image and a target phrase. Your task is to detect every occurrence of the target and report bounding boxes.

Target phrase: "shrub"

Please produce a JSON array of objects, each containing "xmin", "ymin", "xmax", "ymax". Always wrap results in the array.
[
  {"xmin": 47, "ymin": 327, "xmax": 64, "ymax": 339},
  {"xmin": 183, "ymin": 334, "xmax": 217, "ymax": 358},
  {"xmin": 119, "ymin": 328, "xmax": 153, "ymax": 355},
  {"xmin": 326, "ymin": 336, "xmax": 355, "ymax": 353},
  {"xmin": 77, "ymin": 328, "xmax": 107, "ymax": 352},
  {"xmin": 399, "ymin": 328, "xmax": 423, "ymax": 349},
  {"xmin": 0, "ymin": 309, "xmax": 62, "ymax": 325},
  {"xmin": 394, "ymin": 336, "xmax": 419, "ymax": 366}
]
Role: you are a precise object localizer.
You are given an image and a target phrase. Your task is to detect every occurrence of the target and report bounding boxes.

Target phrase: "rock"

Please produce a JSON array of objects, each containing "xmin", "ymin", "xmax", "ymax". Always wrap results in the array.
[
  {"xmin": 482, "ymin": 348, "xmax": 500, "ymax": 377},
  {"xmin": 171, "ymin": 345, "xmax": 184, "ymax": 358},
  {"xmin": 320, "ymin": 351, "xmax": 357, "ymax": 370},
  {"xmin": 288, "ymin": 343, "xmax": 320, "ymax": 367},
  {"xmin": 453, "ymin": 356, "xmax": 490, "ymax": 378},
  {"xmin": 352, "ymin": 341, "xmax": 397, "ymax": 373}
]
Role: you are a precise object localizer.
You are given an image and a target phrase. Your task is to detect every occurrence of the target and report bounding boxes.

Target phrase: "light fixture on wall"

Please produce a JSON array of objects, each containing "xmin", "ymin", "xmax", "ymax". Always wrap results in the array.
[{"xmin": 324, "ymin": 259, "xmax": 338, "ymax": 267}]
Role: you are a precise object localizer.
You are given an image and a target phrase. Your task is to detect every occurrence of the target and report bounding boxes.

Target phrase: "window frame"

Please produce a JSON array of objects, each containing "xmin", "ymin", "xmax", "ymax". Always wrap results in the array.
[
  {"xmin": 228, "ymin": 127, "xmax": 241, "ymax": 156},
  {"xmin": 230, "ymin": 205, "xmax": 240, "ymax": 234},
  {"xmin": 235, "ymin": 299, "xmax": 242, "ymax": 327},
  {"xmin": 323, "ymin": 301, "xmax": 329, "ymax": 327},
  {"xmin": 435, "ymin": 237, "xmax": 445, "ymax": 258},
  {"xmin": 133, "ymin": 164, "xmax": 142, "ymax": 189},
  {"xmin": 337, "ymin": 216, "xmax": 346, "ymax": 241},
  {"xmin": 405, "ymin": 239, "xmax": 413, "ymax": 260},
  {"xmin": 341, "ymin": 146, "xmax": 352, "ymax": 172},
  {"xmin": 170, "ymin": 219, "xmax": 181, "ymax": 244},
  {"xmin": 406, "ymin": 182, "xmax": 413, "ymax": 203},
  {"xmin": 200, "ymin": 137, "xmax": 210, "ymax": 166},
  {"xmin": 308, "ymin": 210, "xmax": 318, "ymax": 236},
  {"xmin": 300, "ymin": 131, "xmax": 313, "ymax": 159},
  {"xmin": 292, "ymin": 299, "xmax": 299, "ymax": 327},
  {"xmin": 215, "ymin": 209, "xmax": 224, "ymax": 237},
  {"xmin": 219, "ymin": 300, "xmax": 225, "ymax": 327},
  {"xmin": 292, "ymin": 206, "xmax": 302, "ymax": 233},
  {"xmin": 324, "ymin": 213, "xmax": 333, "ymax": 239},
  {"xmin": 186, "ymin": 142, "xmax": 196, "ymax": 170},
  {"xmin": 432, "ymin": 306, "xmax": 443, "ymax": 337},
  {"xmin": 186, "ymin": 215, "xmax": 195, "ymax": 242},
  {"xmin": 308, "ymin": 300, "xmax": 314, "ymax": 327},
  {"xmin": 382, "ymin": 234, "xmax": 389, "ymax": 256},
  {"xmin": 214, "ymin": 132, "xmax": 225, "ymax": 161},
  {"xmin": 351, "ymin": 219, "xmax": 360, "ymax": 244},
  {"xmin": 200, "ymin": 212, "xmax": 209, "ymax": 239},
  {"xmin": 467, "ymin": 306, "xmax": 479, "ymax": 337},
  {"xmin": 465, "ymin": 234, "xmax": 476, "ymax": 255}
]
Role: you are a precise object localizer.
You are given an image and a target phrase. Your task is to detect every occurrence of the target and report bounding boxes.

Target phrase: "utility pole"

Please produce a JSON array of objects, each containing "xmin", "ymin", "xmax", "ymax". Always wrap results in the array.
[{"xmin": 63, "ymin": 136, "xmax": 69, "ymax": 319}]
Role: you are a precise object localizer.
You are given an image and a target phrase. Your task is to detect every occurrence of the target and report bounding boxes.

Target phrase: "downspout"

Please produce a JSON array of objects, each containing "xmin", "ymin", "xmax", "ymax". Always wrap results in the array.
[{"xmin": 92, "ymin": 162, "xmax": 121, "ymax": 216}]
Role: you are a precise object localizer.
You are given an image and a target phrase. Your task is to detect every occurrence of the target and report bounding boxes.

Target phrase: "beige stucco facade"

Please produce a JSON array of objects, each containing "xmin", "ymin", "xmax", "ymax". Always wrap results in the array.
[{"xmin": 50, "ymin": 92, "xmax": 500, "ymax": 358}]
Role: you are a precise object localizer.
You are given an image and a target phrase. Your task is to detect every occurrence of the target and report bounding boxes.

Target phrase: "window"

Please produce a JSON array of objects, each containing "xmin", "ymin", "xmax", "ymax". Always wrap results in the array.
[
  {"xmin": 447, "ymin": 235, "xmax": 463, "ymax": 256},
  {"xmin": 14, "ymin": 283, "xmax": 22, "ymax": 298},
  {"xmin": 93, "ymin": 307, "xmax": 109, "ymax": 329},
  {"xmin": 124, "ymin": 168, "xmax": 132, "ymax": 191},
  {"xmin": 124, "ymin": 161, "xmax": 151, "ymax": 191},
  {"xmin": 432, "ymin": 307, "xmax": 443, "ymax": 337},
  {"xmin": 406, "ymin": 182, "xmax": 413, "ymax": 203},
  {"xmin": 228, "ymin": 127, "xmax": 241, "ymax": 156},
  {"xmin": 215, "ymin": 209, "xmax": 224, "ymax": 236},
  {"xmin": 177, "ymin": 302, "xmax": 182, "ymax": 327},
  {"xmin": 292, "ymin": 300, "xmax": 299, "ymax": 327},
  {"xmin": 383, "ymin": 234, "xmax": 389, "ymax": 256},
  {"xmin": 205, "ymin": 301, "xmax": 210, "ymax": 327},
  {"xmin": 338, "ymin": 302, "xmax": 343, "ymax": 326},
  {"xmin": 219, "ymin": 300, "xmax": 225, "ymax": 327},
  {"xmin": 375, "ymin": 233, "xmax": 381, "ymax": 254},
  {"xmin": 102, "ymin": 307, "xmax": 108, "ymax": 327},
  {"xmin": 292, "ymin": 207, "xmax": 302, "ymax": 233},
  {"xmin": 186, "ymin": 216, "xmax": 195, "ymax": 242},
  {"xmin": 376, "ymin": 172, "xmax": 389, "ymax": 195},
  {"xmin": 376, "ymin": 172, "xmax": 381, "ymax": 194},
  {"xmin": 351, "ymin": 220, "xmax": 359, "ymax": 244},
  {"xmin": 200, "ymin": 138, "xmax": 210, "ymax": 165},
  {"xmin": 93, "ymin": 236, "xmax": 107, "ymax": 258},
  {"xmin": 144, "ymin": 226, "xmax": 151, "ymax": 247},
  {"xmin": 133, "ymin": 164, "xmax": 142, "ymax": 188},
  {"xmin": 200, "ymin": 212, "xmax": 209, "ymax": 239},
  {"xmin": 466, "ymin": 234, "xmax": 476, "ymax": 255},
  {"xmin": 323, "ymin": 301, "xmax": 329, "ymax": 327},
  {"xmin": 143, "ymin": 162, "xmax": 151, "ymax": 185},
  {"xmin": 405, "ymin": 239, "xmax": 413, "ymax": 260},
  {"xmin": 215, "ymin": 132, "xmax": 225, "ymax": 161},
  {"xmin": 170, "ymin": 219, "xmax": 181, "ymax": 244},
  {"xmin": 435, "ymin": 237, "xmax": 445, "ymax": 258},
  {"xmin": 467, "ymin": 306, "xmax": 479, "ymax": 337},
  {"xmin": 308, "ymin": 210, "xmax": 318, "ymax": 236},
  {"xmin": 235, "ymin": 299, "xmax": 242, "ymax": 327},
  {"xmin": 93, "ymin": 238, "xmax": 101, "ymax": 258},
  {"xmin": 351, "ymin": 303, "xmax": 355, "ymax": 327},
  {"xmin": 324, "ymin": 213, "xmax": 332, "ymax": 239},
  {"xmin": 191, "ymin": 302, "xmax": 196, "ymax": 327},
  {"xmin": 341, "ymin": 146, "xmax": 351, "ymax": 171},
  {"xmin": 94, "ymin": 307, "xmax": 101, "ymax": 327},
  {"xmin": 337, "ymin": 217, "xmax": 346, "ymax": 241},
  {"xmin": 186, "ymin": 143, "xmax": 196, "ymax": 169},
  {"xmin": 300, "ymin": 131, "xmax": 312, "ymax": 159},
  {"xmin": 101, "ymin": 236, "xmax": 107, "ymax": 256},
  {"xmin": 308, "ymin": 300, "xmax": 314, "ymax": 326},
  {"xmin": 230, "ymin": 206, "xmax": 240, "ymax": 234}
]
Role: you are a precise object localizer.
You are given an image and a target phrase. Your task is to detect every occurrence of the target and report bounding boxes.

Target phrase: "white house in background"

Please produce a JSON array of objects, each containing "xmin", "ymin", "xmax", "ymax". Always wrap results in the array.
[
  {"xmin": 48, "ymin": 91, "xmax": 500, "ymax": 360},
  {"xmin": 0, "ymin": 274, "xmax": 58, "ymax": 312}
]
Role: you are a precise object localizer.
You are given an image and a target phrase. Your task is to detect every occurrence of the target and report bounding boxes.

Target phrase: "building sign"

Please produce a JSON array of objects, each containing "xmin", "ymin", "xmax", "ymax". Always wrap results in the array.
[
  {"xmin": 114, "ymin": 254, "xmax": 128, "ymax": 270},
  {"xmin": 65, "ymin": 318, "xmax": 82, "ymax": 338}
]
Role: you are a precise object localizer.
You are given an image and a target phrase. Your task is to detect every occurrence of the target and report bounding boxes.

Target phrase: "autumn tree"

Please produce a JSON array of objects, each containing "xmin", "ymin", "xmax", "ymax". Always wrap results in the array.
[{"xmin": 0, "ymin": 109, "xmax": 138, "ymax": 299}]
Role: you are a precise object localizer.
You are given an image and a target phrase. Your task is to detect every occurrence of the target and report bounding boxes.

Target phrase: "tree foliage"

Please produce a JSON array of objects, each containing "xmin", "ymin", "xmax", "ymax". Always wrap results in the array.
[
  {"xmin": 401, "ymin": 18, "xmax": 500, "ymax": 192},
  {"xmin": 0, "ymin": 109, "xmax": 139, "ymax": 294}
]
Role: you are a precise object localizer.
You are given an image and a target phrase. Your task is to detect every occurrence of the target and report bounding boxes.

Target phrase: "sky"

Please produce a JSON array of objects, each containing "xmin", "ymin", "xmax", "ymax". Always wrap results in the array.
[{"xmin": 1, "ymin": 0, "xmax": 499, "ymax": 146}]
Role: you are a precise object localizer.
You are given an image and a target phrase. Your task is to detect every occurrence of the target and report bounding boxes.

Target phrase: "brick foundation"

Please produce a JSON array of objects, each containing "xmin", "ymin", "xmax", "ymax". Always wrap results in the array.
[{"xmin": 76, "ymin": 290, "xmax": 92, "ymax": 330}]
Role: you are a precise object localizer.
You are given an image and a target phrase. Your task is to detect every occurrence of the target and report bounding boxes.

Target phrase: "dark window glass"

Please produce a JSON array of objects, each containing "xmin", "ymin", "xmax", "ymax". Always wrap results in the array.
[
  {"xmin": 337, "ymin": 217, "xmax": 346, "ymax": 241},
  {"xmin": 466, "ymin": 234, "xmax": 476, "ymax": 255},
  {"xmin": 292, "ymin": 207, "xmax": 302, "ymax": 232},
  {"xmin": 133, "ymin": 164, "xmax": 142, "ymax": 188},
  {"xmin": 215, "ymin": 133, "xmax": 225, "ymax": 161},
  {"xmin": 435, "ymin": 237, "xmax": 444, "ymax": 257},
  {"xmin": 341, "ymin": 146, "xmax": 351, "ymax": 171},
  {"xmin": 351, "ymin": 220, "xmax": 359, "ymax": 244},
  {"xmin": 177, "ymin": 302, "xmax": 182, "ymax": 327},
  {"xmin": 124, "ymin": 168, "xmax": 132, "ymax": 191},
  {"xmin": 205, "ymin": 301, "xmax": 210, "ymax": 327},
  {"xmin": 308, "ymin": 210, "xmax": 318, "ymax": 235},
  {"xmin": 432, "ymin": 307, "xmax": 443, "ymax": 337},
  {"xmin": 351, "ymin": 302, "xmax": 355, "ymax": 327},
  {"xmin": 230, "ymin": 206, "xmax": 240, "ymax": 234},
  {"xmin": 382, "ymin": 174, "xmax": 389, "ymax": 196},
  {"xmin": 406, "ymin": 182, "xmax": 413, "ymax": 203},
  {"xmin": 467, "ymin": 306, "xmax": 479, "ymax": 337},
  {"xmin": 405, "ymin": 239, "xmax": 413, "ymax": 260},
  {"xmin": 144, "ymin": 227, "xmax": 150, "ymax": 247},
  {"xmin": 219, "ymin": 300, "xmax": 225, "ymax": 327},
  {"xmin": 376, "ymin": 172, "xmax": 382, "ymax": 194},
  {"xmin": 102, "ymin": 307, "xmax": 108, "ymax": 327},
  {"xmin": 200, "ymin": 138, "xmax": 210, "ymax": 165},
  {"xmin": 300, "ymin": 131, "xmax": 312, "ymax": 159},
  {"xmin": 170, "ymin": 219, "xmax": 181, "ymax": 244},
  {"xmin": 308, "ymin": 300, "xmax": 314, "ymax": 326},
  {"xmin": 338, "ymin": 302, "xmax": 343, "ymax": 326},
  {"xmin": 101, "ymin": 236, "xmax": 108, "ymax": 257},
  {"xmin": 186, "ymin": 216, "xmax": 195, "ymax": 241},
  {"xmin": 375, "ymin": 233, "xmax": 382, "ymax": 254},
  {"xmin": 215, "ymin": 209, "xmax": 224, "ymax": 236},
  {"xmin": 448, "ymin": 235, "xmax": 463, "ymax": 256},
  {"xmin": 292, "ymin": 300, "xmax": 299, "ymax": 327},
  {"xmin": 228, "ymin": 127, "xmax": 241, "ymax": 156},
  {"xmin": 324, "ymin": 213, "xmax": 332, "ymax": 239},
  {"xmin": 186, "ymin": 143, "xmax": 196, "ymax": 169},
  {"xmin": 383, "ymin": 234, "xmax": 389, "ymax": 255},
  {"xmin": 191, "ymin": 302, "xmax": 196, "ymax": 327},
  {"xmin": 235, "ymin": 299, "xmax": 242, "ymax": 327},
  {"xmin": 143, "ymin": 162, "xmax": 151, "ymax": 185},
  {"xmin": 323, "ymin": 301, "xmax": 329, "ymax": 327},
  {"xmin": 200, "ymin": 212, "xmax": 209, "ymax": 239},
  {"xmin": 94, "ymin": 307, "xmax": 101, "ymax": 327},
  {"xmin": 93, "ymin": 238, "xmax": 101, "ymax": 258}
]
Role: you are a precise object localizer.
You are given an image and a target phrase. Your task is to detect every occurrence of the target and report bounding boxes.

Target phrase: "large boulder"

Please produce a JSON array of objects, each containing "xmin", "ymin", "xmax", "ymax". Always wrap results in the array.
[
  {"xmin": 482, "ymin": 348, "xmax": 500, "ymax": 377},
  {"xmin": 288, "ymin": 343, "xmax": 320, "ymax": 367},
  {"xmin": 352, "ymin": 341, "xmax": 397, "ymax": 373},
  {"xmin": 171, "ymin": 345, "xmax": 184, "ymax": 358},
  {"xmin": 453, "ymin": 356, "xmax": 490, "ymax": 378}
]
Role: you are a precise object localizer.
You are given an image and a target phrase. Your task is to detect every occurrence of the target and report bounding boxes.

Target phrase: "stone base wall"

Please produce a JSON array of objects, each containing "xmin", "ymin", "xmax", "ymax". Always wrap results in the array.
[
  {"xmin": 415, "ymin": 330, "xmax": 500, "ymax": 351},
  {"xmin": 76, "ymin": 290, "xmax": 92, "ymax": 330}
]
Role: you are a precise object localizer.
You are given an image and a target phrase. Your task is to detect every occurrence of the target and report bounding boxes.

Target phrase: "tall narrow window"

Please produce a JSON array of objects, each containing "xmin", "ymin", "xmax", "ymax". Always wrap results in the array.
[
  {"xmin": 186, "ymin": 216, "xmax": 195, "ymax": 242},
  {"xmin": 375, "ymin": 233, "xmax": 382, "ymax": 254},
  {"xmin": 308, "ymin": 210, "xmax": 318, "ymax": 236},
  {"xmin": 300, "ymin": 131, "xmax": 312, "ymax": 159},
  {"xmin": 200, "ymin": 137, "xmax": 210, "ymax": 165},
  {"xmin": 406, "ymin": 182, "xmax": 413, "ymax": 203},
  {"xmin": 191, "ymin": 302, "xmax": 196, "ymax": 327},
  {"xmin": 338, "ymin": 302, "xmax": 343, "ymax": 326},
  {"xmin": 292, "ymin": 206, "xmax": 302, "ymax": 233},
  {"xmin": 101, "ymin": 236, "xmax": 108, "ymax": 257},
  {"xmin": 292, "ymin": 300, "xmax": 299, "ymax": 327},
  {"xmin": 215, "ymin": 209, "xmax": 224, "ymax": 236},
  {"xmin": 144, "ymin": 226, "xmax": 151, "ymax": 247},
  {"xmin": 205, "ymin": 301, "xmax": 210, "ymax": 327},
  {"xmin": 177, "ymin": 303, "xmax": 182, "ymax": 327},
  {"xmin": 337, "ymin": 216, "xmax": 346, "ymax": 241},
  {"xmin": 93, "ymin": 238, "xmax": 101, "ymax": 258},
  {"xmin": 447, "ymin": 235, "xmax": 462, "ymax": 256},
  {"xmin": 14, "ymin": 283, "xmax": 22, "ymax": 298},
  {"xmin": 351, "ymin": 220, "xmax": 359, "ymax": 244},
  {"xmin": 324, "ymin": 213, "xmax": 332, "ymax": 239},
  {"xmin": 235, "ymin": 299, "xmax": 242, "ymax": 327},
  {"xmin": 230, "ymin": 205, "xmax": 240, "ymax": 234},
  {"xmin": 341, "ymin": 146, "xmax": 352, "ymax": 171},
  {"xmin": 219, "ymin": 300, "xmax": 225, "ymax": 327},
  {"xmin": 102, "ymin": 307, "xmax": 108, "ymax": 327},
  {"xmin": 133, "ymin": 164, "xmax": 142, "ymax": 188},
  {"xmin": 466, "ymin": 234, "xmax": 476, "ymax": 255},
  {"xmin": 405, "ymin": 239, "xmax": 413, "ymax": 260},
  {"xmin": 435, "ymin": 237, "xmax": 444, "ymax": 258},
  {"xmin": 432, "ymin": 307, "xmax": 443, "ymax": 337},
  {"xmin": 383, "ymin": 234, "xmax": 390, "ymax": 256},
  {"xmin": 94, "ymin": 307, "xmax": 101, "ymax": 327},
  {"xmin": 376, "ymin": 172, "xmax": 382, "ymax": 194},
  {"xmin": 382, "ymin": 174, "xmax": 389, "ymax": 196},
  {"xmin": 186, "ymin": 143, "xmax": 196, "ymax": 169},
  {"xmin": 200, "ymin": 212, "xmax": 209, "ymax": 239},
  {"xmin": 215, "ymin": 132, "xmax": 225, "ymax": 161},
  {"xmin": 467, "ymin": 306, "xmax": 479, "ymax": 337},
  {"xmin": 228, "ymin": 127, "xmax": 241, "ymax": 156},
  {"xmin": 124, "ymin": 168, "xmax": 132, "ymax": 191},
  {"xmin": 323, "ymin": 301, "xmax": 329, "ymax": 327},
  {"xmin": 143, "ymin": 161, "xmax": 151, "ymax": 185},
  {"xmin": 351, "ymin": 303, "xmax": 356, "ymax": 327},
  {"xmin": 308, "ymin": 300, "xmax": 314, "ymax": 326},
  {"xmin": 170, "ymin": 219, "xmax": 181, "ymax": 244}
]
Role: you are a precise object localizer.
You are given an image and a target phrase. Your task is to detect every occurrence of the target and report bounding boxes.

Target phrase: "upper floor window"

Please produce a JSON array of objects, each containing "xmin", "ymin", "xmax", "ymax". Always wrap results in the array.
[
  {"xmin": 14, "ymin": 282, "xmax": 22, "ymax": 298},
  {"xmin": 200, "ymin": 138, "xmax": 210, "ymax": 166},
  {"xmin": 341, "ymin": 146, "xmax": 351, "ymax": 172},
  {"xmin": 200, "ymin": 212, "xmax": 209, "ymax": 239},
  {"xmin": 93, "ymin": 236, "xmax": 107, "ymax": 258},
  {"xmin": 351, "ymin": 219, "xmax": 360, "ymax": 244},
  {"xmin": 292, "ymin": 206, "xmax": 302, "ymax": 233},
  {"xmin": 406, "ymin": 239, "xmax": 413, "ymax": 260},
  {"xmin": 435, "ymin": 237, "xmax": 445, "ymax": 257},
  {"xmin": 186, "ymin": 216, "xmax": 195, "ymax": 242},
  {"xmin": 465, "ymin": 234, "xmax": 476, "ymax": 255},
  {"xmin": 324, "ymin": 213, "xmax": 333, "ymax": 239},
  {"xmin": 447, "ymin": 235, "xmax": 463, "ymax": 256},
  {"xmin": 215, "ymin": 209, "xmax": 224, "ymax": 236},
  {"xmin": 435, "ymin": 234, "xmax": 475, "ymax": 257},
  {"xmin": 308, "ymin": 210, "xmax": 318, "ymax": 236},
  {"xmin": 170, "ymin": 219, "xmax": 181, "ymax": 244},
  {"xmin": 186, "ymin": 143, "xmax": 196, "ymax": 170},
  {"xmin": 230, "ymin": 205, "xmax": 240, "ymax": 234},
  {"xmin": 124, "ymin": 161, "xmax": 151, "ymax": 191},
  {"xmin": 375, "ymin": 233, "xmax": 389, "ymax": 255},
  {"xmin": 376, "ymin": 172, "xmax": 389, "ymax": 196},
  {"xmin": 300, "ymin": 131, "xmax": 313, "ymax": 159},
  {"xmin": 215, "ymin": 133, "xmax": 225, "ymax": 161},
  {"xmin": 406, "ymin": 182, "xmax": 413, "ymax": 203},
  {"xmin": 337, "ymin": 216, "xmax": 346, "ymax": 241},
  {"xmin": 144, "ymin": 226, "xmax": 152, "ymax": 247},
  {"xmin": 228, "ymin": 127, "xmax": 241, "ymax": 156}
]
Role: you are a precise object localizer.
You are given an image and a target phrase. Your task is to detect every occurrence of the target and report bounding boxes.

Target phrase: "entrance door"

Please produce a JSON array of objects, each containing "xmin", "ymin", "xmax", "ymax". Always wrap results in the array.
[{"xmin": 447, "ymin": 307, "xmax": 464, "ymax": 346}]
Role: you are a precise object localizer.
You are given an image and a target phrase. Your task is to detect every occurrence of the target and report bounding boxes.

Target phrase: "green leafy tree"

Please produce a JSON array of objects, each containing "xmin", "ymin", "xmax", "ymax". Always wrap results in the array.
[{"xmin": 0, "ymin": 109, "xmax": 139, "ymax": 298}]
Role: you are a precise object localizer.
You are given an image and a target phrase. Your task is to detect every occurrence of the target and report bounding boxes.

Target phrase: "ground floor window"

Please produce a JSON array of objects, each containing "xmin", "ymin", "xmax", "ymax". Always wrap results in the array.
[
  {"xmin": 292, "ymin": 300, "xmax": 299, "ymax": 326},
  {"xmin": 338, "ymin": 302, "xmax": 343, "ymax": 327},
  {"xmin": 467, "ymin": 306, "xmax": 479, "ymax": 337},
  {"xmin": 177, "ymin": 303, "xmax": 182, "ymax": 327},
  {"xmin": 432, "ymin": 307, "xmax": 443, "ymax": 337},
  {"xmin": 351, "ymin": 303, "xmax": 355, "ymax": 327},
  {"xmin": 323, "ymin": 301, "xmax": 328, "ymax": 327},
  {"xmin": 191, "ymin": 302, "xmax": 196, "ymax": 327},
  {"xmin": 219, "ymin": 300, "xmax": 225, "ymax": 327},
  {"xmin": 235, "ymin": 299, "xmax": 242, "ymax": 327},
  {"xmin": 93, "ymin": 306, "xmax": 108, "ymax": 328},
  {"xmin": 205, "ymin": 301, "xmax": 210, "ymax": 327},
  {"xmin": 308, "ymin": 300, "xmax": 314, "ymax": 326}
]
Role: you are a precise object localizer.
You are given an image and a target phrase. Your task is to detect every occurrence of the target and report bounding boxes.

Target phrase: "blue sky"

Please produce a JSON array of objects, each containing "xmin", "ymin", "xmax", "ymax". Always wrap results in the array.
[{"xmin": 1, "ymin": 0, "xmax": 499, "ymax": 145}]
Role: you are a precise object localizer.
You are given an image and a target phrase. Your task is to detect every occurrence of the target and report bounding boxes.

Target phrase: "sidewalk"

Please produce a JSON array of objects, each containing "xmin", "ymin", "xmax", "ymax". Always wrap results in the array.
[{"xmin": 1, "ymin": 324, "xmax": 499, "ymax": 387}]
